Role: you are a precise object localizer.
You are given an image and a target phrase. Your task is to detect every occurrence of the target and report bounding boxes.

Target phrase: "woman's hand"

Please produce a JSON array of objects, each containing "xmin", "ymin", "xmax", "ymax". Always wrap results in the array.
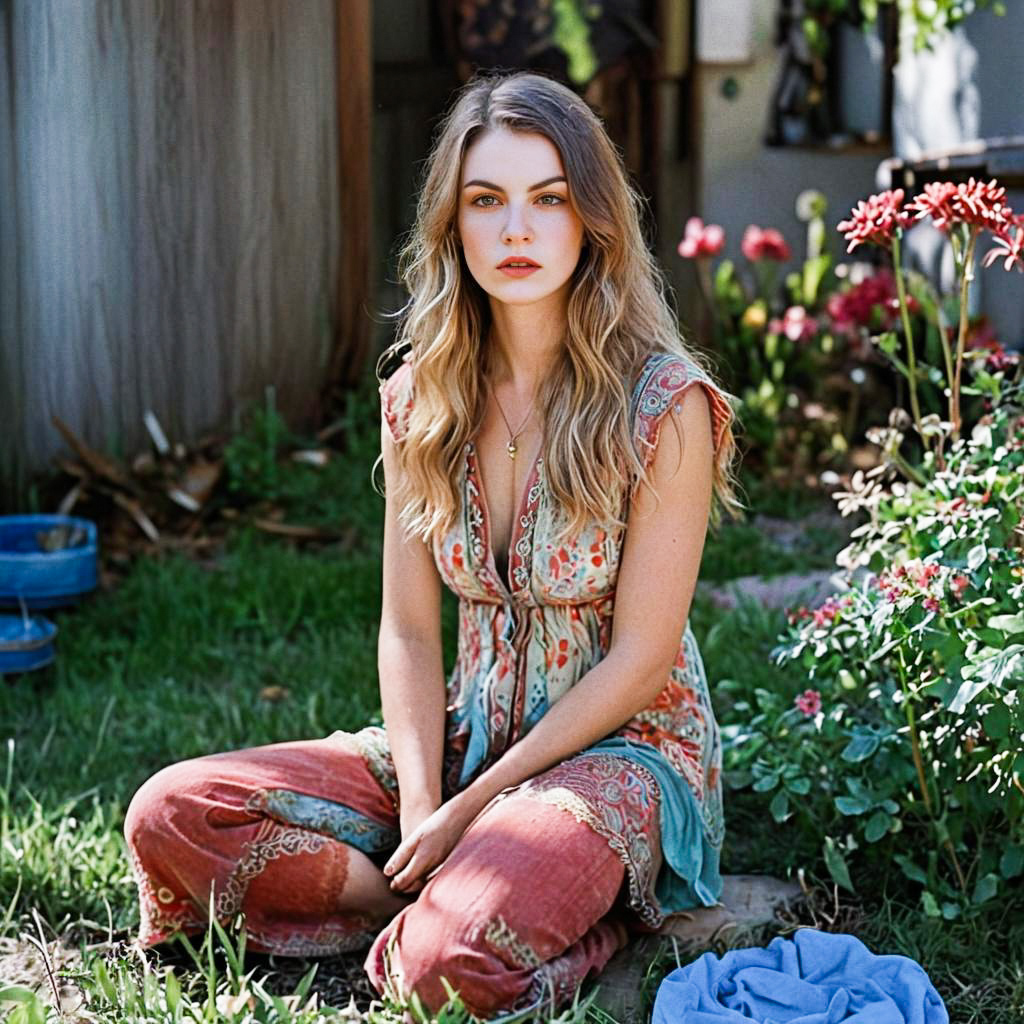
[
  {"xmin": 399, "ymin": 797, "xmax": 439, "ymax": 843},
  {"xmin": 384, "ymin": 794, "xmax": 480, "ymax": 893}
]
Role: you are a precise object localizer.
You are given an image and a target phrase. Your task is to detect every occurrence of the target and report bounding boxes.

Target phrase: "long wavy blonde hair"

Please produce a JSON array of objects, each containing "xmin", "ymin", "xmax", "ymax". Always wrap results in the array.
[{"xmin": 376, "ymin": 70, "xmax": 742, "ymax": 548}]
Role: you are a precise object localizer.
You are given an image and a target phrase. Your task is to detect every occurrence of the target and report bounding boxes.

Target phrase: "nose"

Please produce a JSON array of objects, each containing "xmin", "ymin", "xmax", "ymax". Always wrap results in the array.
[{"xmin": 501, "ymin": 203, "xmax": 533, "ymax": 245}]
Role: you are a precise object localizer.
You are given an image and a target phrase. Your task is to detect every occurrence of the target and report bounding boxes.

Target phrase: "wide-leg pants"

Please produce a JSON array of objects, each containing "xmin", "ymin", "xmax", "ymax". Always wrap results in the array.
[{"xmin": 123, "ymin": 733, "xmax": 662, "ymax": 1018}]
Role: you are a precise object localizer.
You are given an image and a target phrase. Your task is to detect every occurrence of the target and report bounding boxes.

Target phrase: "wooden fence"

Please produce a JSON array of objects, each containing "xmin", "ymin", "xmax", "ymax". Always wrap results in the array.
[{"xmin": 0, "ymin": 0, "xmax": 346, "ymax": 506}]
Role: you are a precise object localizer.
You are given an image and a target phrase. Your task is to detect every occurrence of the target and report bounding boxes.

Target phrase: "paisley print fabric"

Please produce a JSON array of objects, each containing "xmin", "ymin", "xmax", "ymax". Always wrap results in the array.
[{"xmin": 374, "ymin": 349, "xmax": 735, "ymax": 923}]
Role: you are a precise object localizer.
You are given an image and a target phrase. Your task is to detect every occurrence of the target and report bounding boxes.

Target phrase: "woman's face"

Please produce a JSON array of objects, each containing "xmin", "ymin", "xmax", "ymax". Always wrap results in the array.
[{"xmin": 457, "ymin": 128, "xmax": 585, "ymax": 310}]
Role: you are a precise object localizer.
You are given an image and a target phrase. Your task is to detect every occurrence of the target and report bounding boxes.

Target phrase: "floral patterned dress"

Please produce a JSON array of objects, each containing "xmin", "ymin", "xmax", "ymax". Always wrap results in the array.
[{"xmin": 362, "ymin": 348, "xmax": 736, "ymax": 926}]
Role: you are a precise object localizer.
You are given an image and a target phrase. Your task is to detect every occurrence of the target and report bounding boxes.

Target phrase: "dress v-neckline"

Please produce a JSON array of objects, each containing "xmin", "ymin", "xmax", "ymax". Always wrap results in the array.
[{"xmin": 467, "ymin": 441, "xmax": 543, "ymax": 597}]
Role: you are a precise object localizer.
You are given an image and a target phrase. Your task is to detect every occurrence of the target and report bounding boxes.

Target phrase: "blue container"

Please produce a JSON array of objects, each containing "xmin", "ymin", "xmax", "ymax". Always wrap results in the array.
[
  {"xmin": 0, "ymin": 615, "xmax": 57, "ymax": 674},
  {"xmin": 0, "ymin": 515, "xmax": 99, "ymax": 608}
]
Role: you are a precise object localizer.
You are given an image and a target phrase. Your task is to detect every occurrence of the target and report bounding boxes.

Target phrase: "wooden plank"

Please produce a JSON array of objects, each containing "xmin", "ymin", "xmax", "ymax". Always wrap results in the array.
[
  {"xmin": 326, "ymin": 0, "xmax": 373, "ymax": 398},
  {"xmin": 0, "ymin": 1, "xmax": 339, "ymax": 498}
]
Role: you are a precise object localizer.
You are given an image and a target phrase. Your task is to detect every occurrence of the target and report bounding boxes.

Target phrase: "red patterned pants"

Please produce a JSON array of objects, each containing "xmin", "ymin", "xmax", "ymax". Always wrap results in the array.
[{"xmin": 123, "ymin": 734, "xmax": 662, "ymax": 1018}]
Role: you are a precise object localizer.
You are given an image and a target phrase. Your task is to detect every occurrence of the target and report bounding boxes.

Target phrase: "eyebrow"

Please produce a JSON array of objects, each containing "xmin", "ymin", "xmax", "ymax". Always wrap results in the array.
[{"xmin": 462, "ymin": 175, "xmax": 567, "ymax": 192}]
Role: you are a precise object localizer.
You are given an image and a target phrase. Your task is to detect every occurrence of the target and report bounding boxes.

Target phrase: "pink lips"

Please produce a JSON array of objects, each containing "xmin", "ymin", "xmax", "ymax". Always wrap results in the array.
[{"xmin": 497, "ymin": 257, "xmax": 541, "ymax": 278}]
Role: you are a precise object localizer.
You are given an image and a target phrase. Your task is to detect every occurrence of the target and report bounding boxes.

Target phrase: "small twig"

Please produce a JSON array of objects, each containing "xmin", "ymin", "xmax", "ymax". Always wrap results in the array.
[{"xmin": 24, "ymin": 908, "xmax": 62, "ymax": 1014}]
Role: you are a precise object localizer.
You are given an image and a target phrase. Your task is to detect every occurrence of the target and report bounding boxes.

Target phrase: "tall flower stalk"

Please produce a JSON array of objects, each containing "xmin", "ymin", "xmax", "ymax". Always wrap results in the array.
[{"xmin": 838, "ymin": 178, "xmax": 1023, "ymax": 448}]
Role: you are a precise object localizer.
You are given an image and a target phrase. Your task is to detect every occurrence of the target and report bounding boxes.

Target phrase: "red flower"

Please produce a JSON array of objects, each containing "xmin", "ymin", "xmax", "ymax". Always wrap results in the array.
[
  {"xmin": 950, "ymin": 574, "xmax": 970, "ymax": 600},
  {"xmin": 982, "ymin": 225, "xmax": 1024, "ymax": 273},
  {"xmin": 826, "ymin": 269, "xmax": 900, "ymax": 335},
  {"xmin": 795, "ymin": 689, "xmax": 822, "ymax": 716},
  {"xmin": 741, "ymin": 225, "xmax": 791, "ymax": 263},
  {"xmin": 678, "ymin": 216, "xmax": 725, "ymax": 259},
  {"xmin": 923, "ymin": 596, "xmax": 941, "ymax": 613},
  {"xmin": 786, "ymin": 605, "xmax": 812, "ymax": 625},
  {"xmin": 837, "ymin": 189, "xmax": 912, "ymax": 252}
]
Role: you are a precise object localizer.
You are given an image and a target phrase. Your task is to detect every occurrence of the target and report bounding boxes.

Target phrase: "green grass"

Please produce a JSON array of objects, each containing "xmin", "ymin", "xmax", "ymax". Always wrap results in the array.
[{"xmin": 1, "ymin": 383, "xmax": 1019, "ymax": 1022}]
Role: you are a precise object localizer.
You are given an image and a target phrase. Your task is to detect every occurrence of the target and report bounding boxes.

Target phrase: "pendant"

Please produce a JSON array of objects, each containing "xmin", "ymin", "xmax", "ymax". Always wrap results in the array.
[{"xmin": 507, "ymin": 440, "xmax": 517, "ymax": 459}]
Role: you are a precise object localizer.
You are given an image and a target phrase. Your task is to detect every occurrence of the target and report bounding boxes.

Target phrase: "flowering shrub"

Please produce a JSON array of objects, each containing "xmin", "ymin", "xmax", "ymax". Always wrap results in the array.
[
  {"xmin": 836, "ymin": 177, "xmax": 1023, "ymax": 453},
  {"xmin": 725, "ymin": 360, "xmax": 1024, "ymax": 918}
]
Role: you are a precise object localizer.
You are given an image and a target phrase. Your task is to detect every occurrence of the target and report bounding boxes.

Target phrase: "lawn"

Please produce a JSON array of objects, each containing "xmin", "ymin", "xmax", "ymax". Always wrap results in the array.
[{"xmin": 1, "ymin": 378, "xmax": 1022, "ymax": 1022}]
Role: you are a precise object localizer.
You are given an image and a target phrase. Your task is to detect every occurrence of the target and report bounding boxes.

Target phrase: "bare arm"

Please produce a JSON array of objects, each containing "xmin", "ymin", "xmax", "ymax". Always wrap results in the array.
[
  {"xmin": 377, "ymin": 412, "xmax": 447, "ymax": 836},
  {"xmin": 385, "ymin": 384, "xmax": 715, "ymax": 890}
]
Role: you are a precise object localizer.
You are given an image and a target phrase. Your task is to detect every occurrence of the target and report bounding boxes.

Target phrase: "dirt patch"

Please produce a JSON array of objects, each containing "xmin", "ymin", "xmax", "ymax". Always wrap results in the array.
[{"xmin": 0, "ymin": 934, "xmax": 88, "ymax": 1018}]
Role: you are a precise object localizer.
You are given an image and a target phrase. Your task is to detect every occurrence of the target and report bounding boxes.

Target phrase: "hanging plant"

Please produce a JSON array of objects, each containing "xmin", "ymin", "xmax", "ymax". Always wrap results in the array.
[{"xmin": 860, "ymin": 0, "xmax": 1006, "ymax": 51}]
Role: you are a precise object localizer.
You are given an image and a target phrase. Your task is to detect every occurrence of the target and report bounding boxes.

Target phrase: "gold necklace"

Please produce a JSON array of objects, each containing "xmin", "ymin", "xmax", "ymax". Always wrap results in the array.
[{"xmin": 489, "ymin": 380, "xmax": 534, "ymax": 460}]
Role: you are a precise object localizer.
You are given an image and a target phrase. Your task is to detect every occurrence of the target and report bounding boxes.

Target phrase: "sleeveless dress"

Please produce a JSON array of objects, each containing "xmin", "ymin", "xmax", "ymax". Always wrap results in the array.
[{"xmin": 362, "ymin": 348, "xmax": 734, "ymax": 926}]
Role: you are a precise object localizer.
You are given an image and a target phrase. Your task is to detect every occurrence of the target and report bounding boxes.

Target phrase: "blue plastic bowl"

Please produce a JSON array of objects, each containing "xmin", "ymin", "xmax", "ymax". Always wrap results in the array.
[
  {"xmin": 0, "ymin": 515, "xmax": 99, "ymax": 609},
  {"xmin": 0, "ymin": 614, "xmax": 57, "ymax": 674}
]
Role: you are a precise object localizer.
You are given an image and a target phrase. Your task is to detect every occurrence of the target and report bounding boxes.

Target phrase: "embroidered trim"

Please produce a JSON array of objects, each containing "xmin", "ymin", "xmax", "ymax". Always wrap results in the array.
[
  {"xmin": 345, "ymin": 726, "xmax": 400, "ymax": 803},
  {"xmin": 128, "ymin": 841, "xmax": 206, "ymax": 945},
  {"xmin": 215, "ymin": 819, "xmax": 328, "ymax": 919},
  {"xmin": 518, "ymin": 755, "xmax": 663, "ymax": 928},
  {"xmin": 245, "ymin": 924, "xmax": 378, "ymax": 957},
  {"xmin": 481, "ymin": 916, "xmax": 543, "ymax": 970},
  {"xmin": 246, "ymin": 788, "xmax": 399, "ymax": 854}
]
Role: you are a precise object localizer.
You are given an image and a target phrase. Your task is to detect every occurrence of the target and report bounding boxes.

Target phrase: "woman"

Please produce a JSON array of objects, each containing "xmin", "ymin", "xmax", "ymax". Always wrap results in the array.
[{"xmin": 124, "ymin": 70, "xmax": 741, "ymax": 1019}]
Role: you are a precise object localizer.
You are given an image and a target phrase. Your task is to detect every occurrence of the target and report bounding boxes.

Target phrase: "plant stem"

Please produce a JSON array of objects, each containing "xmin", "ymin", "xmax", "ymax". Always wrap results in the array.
[
  {"xmin": 898, "ymin": 652, "xmax": 968, "ymax": 893},
  {"xmin": 902, "ymin": 686, "xmax": 933, "ymax": 817},
  {"xmin": 891, "ymin": 235, "xmax": 927, "ymax": 449},
  {"xmin": 951, "ymin": 229, "xmax": 978, "ymax": 441}
]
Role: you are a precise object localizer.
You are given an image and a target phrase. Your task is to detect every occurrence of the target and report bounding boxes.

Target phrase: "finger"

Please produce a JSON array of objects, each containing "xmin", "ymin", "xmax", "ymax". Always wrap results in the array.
[
  {"xmin": 384, "ymin": 836, "xmax": 417, "ymax": 879},
  {"xmin": 390, "ymin": 846, "xmax": 434, "ymax": 892}
]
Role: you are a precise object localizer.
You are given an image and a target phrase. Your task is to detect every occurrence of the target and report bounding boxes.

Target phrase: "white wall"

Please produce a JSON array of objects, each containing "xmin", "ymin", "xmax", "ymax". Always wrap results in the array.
[
  {"xmin": 692, "ymin": 3, "xmax": 884, "ymax": 297},
  {"xmin": 685, "ymin": 2, "xmax": 1022, "ymax": 351},
  {"xmin": 895, "ymin": 4, "xmax": 1024, "ymax": 349}
]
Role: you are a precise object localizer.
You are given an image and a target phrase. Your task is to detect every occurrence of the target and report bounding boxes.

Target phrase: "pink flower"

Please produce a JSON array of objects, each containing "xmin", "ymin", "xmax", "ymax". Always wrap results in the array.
[
  {"xmin": 983, "ymin": 225, "xmax": 1024, "ymax": 273},
  {"xmin": 906, "ymin": 182, "xmax": 959, "ymax": 232},
  {"xmin": 826, "ymin": 269, "xmax": 899, "ymax": 336},
  {"xmin": 811, "ymin": 596, "xmax": 846, "ymax": 627},
  {"xmin": 741, "ymin": 225, "xmax": 791, "ymax": 263},
  {"xmin": 909, "ymin": 177, "xmax": 1015, "ymax": 234},
  {"xmin": 769, "ymin": 305, "xmax": 818, "ymax": 343},
  {"xmin": 950, "ymin": 574, "xmax": 970, "ymax": 600},
  {"xmin": 678, "ymin": 216, "xmax": 725, "ymax": 259},
  {"xmin": 795, "ymin": 689, "xmax": 822, "ymax": 717},
  {"xmin": 837, "ymin": 190, "xmax": 913, "ymax": 252},
  {"xmin": 923, "ymin": 596, "xmax": 941, "ymax": 613}
]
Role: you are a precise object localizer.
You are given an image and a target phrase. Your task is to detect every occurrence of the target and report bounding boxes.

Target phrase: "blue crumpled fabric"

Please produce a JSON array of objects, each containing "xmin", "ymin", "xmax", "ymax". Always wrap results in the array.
[{"xmin": 652, "ymin": 929, "xmax": 948, "ymax": 1024}]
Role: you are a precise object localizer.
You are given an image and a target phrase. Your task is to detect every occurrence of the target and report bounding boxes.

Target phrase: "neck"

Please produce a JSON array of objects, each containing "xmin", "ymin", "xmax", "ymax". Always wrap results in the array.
[{"xmin": 485, "ymin": 292, "xmax": 568, "ymax": 399}]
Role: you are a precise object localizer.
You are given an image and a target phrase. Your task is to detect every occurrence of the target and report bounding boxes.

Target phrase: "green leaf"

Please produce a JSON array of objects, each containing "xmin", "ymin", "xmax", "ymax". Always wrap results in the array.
[
  {"xmin": 984, "ymin": 701, "xmax": 1010, "ymax": 740},
  {"xmin": 989, "ymin": 612, "xmax": 1024, "ymax": 633},
  {"xmin": 165, "ymin": 968, "xmax": 181, "ymax": 1013},
  {"xmin": 895, "ymin": 854, "xmax": 927, "ymax": 884},
  {"xmin": 0, "ymin": 988, "xmax": 44, "ymax": 1006},
  {"xmin": 835, "ymin": 795, "xmax": 871, "ymax": 816},
  {"xmin": 941, "ymin": 902, "xmax": 961, "ymax": 920},
  {"xmin": 823, "ymin": 836, "xmax": 855, "ymax": 893},
  {"xmin": 787, "ymin": 776, "xmax": 812, "ymax": 795},
  {"xmin": 865, "ymin": 810, "xmax": 892, "ymax": 842},
  {"xmin": 841, "ymin": 732, "xmax": 880, "ymax": 763},
  {"xmin": 972, "ymin": 872, "xmax": 999, "ymax": 905},
  {"xmin": 948, "ymin": 677, "xmax": 990, "ymax": 714},
  {"xmin": 1000, "ymin": 846, "xmax": 1024, "ymax": 879},
  {"xmin": 753, "ymin": 773, "xmax": 780, "ymax": 793},
  {"xmin": 922, "ymin": 891, "xmax": 941, "ymax": 917},
  {"xmin": 770, "ymin": 789, "xmax": 791, "ymax": 823}
]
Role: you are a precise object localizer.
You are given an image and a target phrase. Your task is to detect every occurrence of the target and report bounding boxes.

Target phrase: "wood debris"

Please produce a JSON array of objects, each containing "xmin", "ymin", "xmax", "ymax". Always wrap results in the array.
[{"xmin": 46, "ymin": 410, "xmax": 349, "ymax": 571}]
